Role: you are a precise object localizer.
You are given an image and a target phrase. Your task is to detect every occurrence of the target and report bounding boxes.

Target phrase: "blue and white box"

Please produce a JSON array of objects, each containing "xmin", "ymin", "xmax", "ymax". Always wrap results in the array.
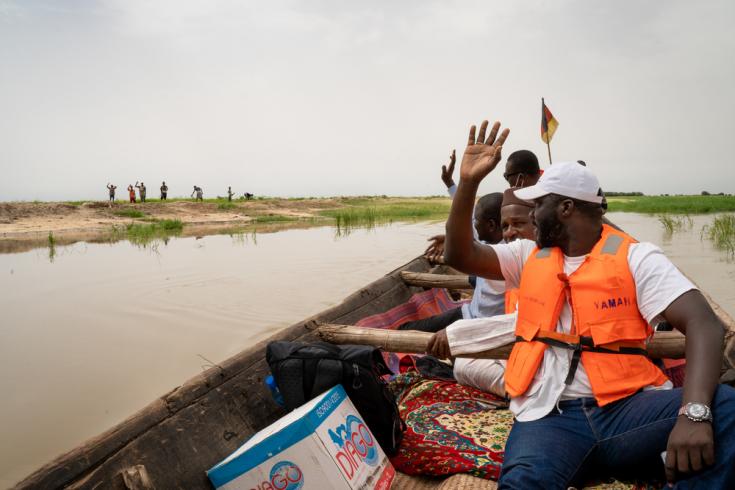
[{"xmin": 207, "ymin": 384, "xmax": 396, "ymax": 490}]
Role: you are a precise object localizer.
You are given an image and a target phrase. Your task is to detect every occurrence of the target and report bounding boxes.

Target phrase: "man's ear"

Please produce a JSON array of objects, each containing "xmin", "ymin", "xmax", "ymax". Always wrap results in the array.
[{"xmin": 558, "ymin": 199, "xmax": 575, "ymax": 218}]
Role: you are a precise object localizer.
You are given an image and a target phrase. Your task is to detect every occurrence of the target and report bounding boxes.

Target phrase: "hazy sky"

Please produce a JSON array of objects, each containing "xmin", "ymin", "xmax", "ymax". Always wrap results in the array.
[{"xmin": 1, "ymin": 0, "xmax": 733, "ymax": 201}]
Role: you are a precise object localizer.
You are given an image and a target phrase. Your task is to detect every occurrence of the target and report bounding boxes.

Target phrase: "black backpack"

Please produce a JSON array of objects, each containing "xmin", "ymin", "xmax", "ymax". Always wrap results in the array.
[{"xmin": 265, "ymin": 341, "xmax": 405, "ymax": 455}]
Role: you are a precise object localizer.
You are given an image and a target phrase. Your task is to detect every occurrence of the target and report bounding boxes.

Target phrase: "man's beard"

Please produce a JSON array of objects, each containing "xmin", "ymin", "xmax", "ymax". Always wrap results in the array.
[{"xmin": 535, "ymin": 214, "xmax": 564, "ymax": 248}]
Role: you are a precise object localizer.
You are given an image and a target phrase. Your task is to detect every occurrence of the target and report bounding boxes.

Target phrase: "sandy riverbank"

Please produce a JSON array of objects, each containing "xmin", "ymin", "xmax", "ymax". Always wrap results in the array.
[
  {"xmin": 0, "ymin": 197, "xmax": 451, "ymax": 251},
  {"xmin": 0, "ymin": 198, "xmax": 352, "ymax": 237}
]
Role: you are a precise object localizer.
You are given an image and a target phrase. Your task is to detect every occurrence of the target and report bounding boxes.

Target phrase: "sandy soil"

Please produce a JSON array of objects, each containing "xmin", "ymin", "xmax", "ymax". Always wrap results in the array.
[{"xmin": 0, "ymin": 199, "xmax": 341, "ymax": 245}]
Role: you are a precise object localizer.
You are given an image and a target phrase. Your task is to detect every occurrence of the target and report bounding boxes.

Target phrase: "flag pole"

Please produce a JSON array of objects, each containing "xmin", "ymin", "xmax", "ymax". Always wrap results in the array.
[{"xmin": 543, "ymin": 97, "xmax": 553, "ymax": 165}]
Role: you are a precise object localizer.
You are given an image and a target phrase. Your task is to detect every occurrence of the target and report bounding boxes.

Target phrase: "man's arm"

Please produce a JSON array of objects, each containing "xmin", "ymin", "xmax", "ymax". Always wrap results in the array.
[
  {"xmin": 662, "ymin": 290, "xmax": 724, "ymax": 482},
  {"xmin": 444, "ymin": 120, "xmax": 508, "ymax": 280}
]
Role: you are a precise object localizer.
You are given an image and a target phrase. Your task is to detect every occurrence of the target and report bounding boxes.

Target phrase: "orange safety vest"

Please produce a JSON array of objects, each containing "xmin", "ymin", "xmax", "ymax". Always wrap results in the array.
[
  {"xmin": 504, "ymin": 224, "xmax": 669, "ymax": 406},
  {"xmin": 505, "ymin": 288, "xmax": 520, "ymax": 314}
]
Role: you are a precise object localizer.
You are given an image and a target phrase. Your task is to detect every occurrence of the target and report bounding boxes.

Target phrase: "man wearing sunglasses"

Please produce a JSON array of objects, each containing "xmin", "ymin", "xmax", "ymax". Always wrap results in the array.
[{"xmin": 502, "ymin": 149, "xmax": 542, "ymax": 188}]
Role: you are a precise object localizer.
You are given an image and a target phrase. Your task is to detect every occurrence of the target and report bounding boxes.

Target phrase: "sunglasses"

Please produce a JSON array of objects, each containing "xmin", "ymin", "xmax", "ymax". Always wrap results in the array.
[{"xmin": 503, "ymin": 172, "xmax": 526, "ymax": 187}]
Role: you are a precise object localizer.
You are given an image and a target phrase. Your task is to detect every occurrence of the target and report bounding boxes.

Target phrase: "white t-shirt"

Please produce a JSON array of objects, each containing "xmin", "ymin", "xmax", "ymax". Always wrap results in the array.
[
  {"xmin": 461, "ymin": 275, "xmax": 506, "ymax": 319},
  {"xmin": 491, "ymin": 239, "xmax": 695, "ymax": 422}
]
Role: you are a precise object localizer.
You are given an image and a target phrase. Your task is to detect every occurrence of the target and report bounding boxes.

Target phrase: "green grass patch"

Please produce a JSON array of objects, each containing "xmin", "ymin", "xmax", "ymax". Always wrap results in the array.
[
  {"xmin": 320, "ymin": 201, "xmax": 450, "ymax": 222},
  {"xmin": 608, "ymin": 195, "xmax": 735, "ymax": 214},
  {"xmin": 702, "ymin": 215, "xmax": 735, "ymax": 258},
  {"xmin": 251, "ymin": 214, "xmax": 299, "ymax": 223},
  {"xmin": 657, "ymin": 215, "xmax": 693, "ymax": 234},
  {"xmin": 217, "ymin": 201, "xmax": 237, "ymax": 210},
  {"xmin": 112, "ymin": 219, "xmax": 184, "ymax": 246},
  {"xmin": 319, "ymin": 200, "xmax": 451, "ymax": 235},
  {"xmin": 114, "ymin": 209, "xmax": 146, "ymax": 218}
]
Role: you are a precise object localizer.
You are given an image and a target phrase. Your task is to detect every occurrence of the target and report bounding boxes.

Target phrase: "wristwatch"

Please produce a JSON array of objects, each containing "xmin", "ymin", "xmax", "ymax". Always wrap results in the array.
[{"xmin": 678, "ymin": 402, "xmax": 713, "ymax": 422}]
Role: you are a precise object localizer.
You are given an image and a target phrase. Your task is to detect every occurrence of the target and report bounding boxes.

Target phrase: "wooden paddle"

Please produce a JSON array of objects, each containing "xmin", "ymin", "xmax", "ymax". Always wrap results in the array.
[{"xmin": 314, "ymin": 323, "xmax": 688, "ymax": 359}]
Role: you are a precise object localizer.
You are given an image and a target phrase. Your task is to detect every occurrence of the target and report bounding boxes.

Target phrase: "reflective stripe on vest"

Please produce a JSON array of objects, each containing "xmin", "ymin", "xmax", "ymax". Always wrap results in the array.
[{"xmin": 504, "ymin": 224, "xmax": 670, "ymax": 407}]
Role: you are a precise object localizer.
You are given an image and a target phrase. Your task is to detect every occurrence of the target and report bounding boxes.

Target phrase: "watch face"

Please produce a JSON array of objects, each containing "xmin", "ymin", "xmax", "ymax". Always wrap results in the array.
[{"xmin": 688, "ymin": 403, "xmax": 706, "ymax": 419}]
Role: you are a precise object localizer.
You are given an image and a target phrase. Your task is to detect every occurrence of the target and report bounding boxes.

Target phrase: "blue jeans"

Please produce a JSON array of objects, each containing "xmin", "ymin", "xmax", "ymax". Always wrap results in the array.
[{"xmin": 499, "ymin": 385, "xmax": 735, "ymax": 489}]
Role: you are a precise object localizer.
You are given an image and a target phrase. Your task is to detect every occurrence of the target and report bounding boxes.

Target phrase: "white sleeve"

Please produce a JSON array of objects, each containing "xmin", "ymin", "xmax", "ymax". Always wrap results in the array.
[
  {"xmin": 447, "ymin": 184, "xmax": 457, "ymax": 198},
  {"xmin": 446, "ymin": 313, "xmax": 518, "ymax": 354},
  {"xmin": 628, "ymin": 242, "xmax": 697, "ymax": 323},
  {"xmin": 489, "ymin": 239, "xmax": 536, "ymax": 288}
]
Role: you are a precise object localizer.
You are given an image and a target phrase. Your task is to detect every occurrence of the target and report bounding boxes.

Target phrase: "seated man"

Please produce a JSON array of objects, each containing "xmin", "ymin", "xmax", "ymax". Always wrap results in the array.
[
  {"xmin": 428, "ymin": 188, "xmax": 536, "ymax": 397},
  {"xmin": 398, "ymin": 192, "xmax": 506, "ymax": 332},
  {"xmin": 444, "ymin": 119, "xmax": 735, "ymax": 488}
]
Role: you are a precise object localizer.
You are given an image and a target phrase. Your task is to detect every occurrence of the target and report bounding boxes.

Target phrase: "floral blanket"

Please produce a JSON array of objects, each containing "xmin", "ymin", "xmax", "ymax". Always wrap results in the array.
[
  {"xmin": 388, "ymin": 372, "xmax": 509, "ymax": 480},
  {"xmin": 387, "ymin": 372, "xmax": 662, "ymax": 489}
]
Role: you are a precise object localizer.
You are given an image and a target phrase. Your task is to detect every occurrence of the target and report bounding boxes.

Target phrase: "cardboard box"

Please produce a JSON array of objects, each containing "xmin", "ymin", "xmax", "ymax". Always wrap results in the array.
[{"xmin": 207, "ymin": 384, "xmax": 395, "ymax": 490}]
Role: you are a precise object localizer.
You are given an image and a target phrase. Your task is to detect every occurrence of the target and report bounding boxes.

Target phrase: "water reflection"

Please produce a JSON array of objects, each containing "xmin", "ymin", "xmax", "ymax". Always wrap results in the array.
[{"xmin": 47, "ymin": 232, "xmax": 56, "ymax": 262}]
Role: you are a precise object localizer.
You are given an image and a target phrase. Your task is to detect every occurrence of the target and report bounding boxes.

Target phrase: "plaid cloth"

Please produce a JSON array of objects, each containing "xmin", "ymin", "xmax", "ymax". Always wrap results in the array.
[
  {"xmin": 356, "ymin": 289, "xmax": 466, "ymax": 373},
  {"xmin": 357, "ymin": 288, "xmax": 466, "ymax": 330}
]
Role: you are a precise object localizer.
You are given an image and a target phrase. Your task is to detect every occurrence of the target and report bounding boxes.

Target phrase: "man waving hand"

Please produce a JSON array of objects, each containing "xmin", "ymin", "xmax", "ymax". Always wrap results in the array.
[{"xmin": 444, "ymin": 119, "xmax": 735, "ymax": 488}]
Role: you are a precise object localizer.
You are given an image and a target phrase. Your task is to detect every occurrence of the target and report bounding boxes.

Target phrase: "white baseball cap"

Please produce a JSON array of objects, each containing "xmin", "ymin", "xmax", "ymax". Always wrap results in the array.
[{"xmin": 513, "ymin": 161, "xmax": 603, "ymax": 204}]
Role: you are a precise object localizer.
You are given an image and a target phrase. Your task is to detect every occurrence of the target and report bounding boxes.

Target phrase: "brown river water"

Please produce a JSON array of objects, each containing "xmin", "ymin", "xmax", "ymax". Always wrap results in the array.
[{"xmin": 1, "ymin": 213, "xmax": 734, "ymax": 486}]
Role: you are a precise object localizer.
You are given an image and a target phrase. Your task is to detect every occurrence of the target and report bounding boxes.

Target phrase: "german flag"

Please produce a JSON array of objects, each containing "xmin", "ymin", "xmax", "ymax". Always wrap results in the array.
[{"xmin": 541, "ymin": 98, "xmax": 559, "ymax": 143}]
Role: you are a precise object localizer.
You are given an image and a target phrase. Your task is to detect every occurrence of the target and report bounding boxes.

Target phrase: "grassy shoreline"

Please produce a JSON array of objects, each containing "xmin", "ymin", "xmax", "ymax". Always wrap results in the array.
[
  {"xmin": 3, "ymin": 195, "xmax": 734, "ymax": 242},
  {"xmin": 66, "ymin": 195, "xmax": 735, "ymax": 214},
  {"xmin": 8, "ymin": 194, "xmax": 735, "ymax": 214},
  {"xmin": 4, "ymin": 195, "xmax": 734, "ymax": 256},
  {"xmin": 605, "ymin": 195, "xmax": 735, "ymax": 214}
]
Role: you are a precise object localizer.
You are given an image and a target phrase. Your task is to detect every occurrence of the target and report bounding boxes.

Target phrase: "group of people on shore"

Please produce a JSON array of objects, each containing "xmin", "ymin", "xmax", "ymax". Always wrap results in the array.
[
  {"xmin": 105, "ymin": 182, "xmax": 255, "ymax": 203},
  {"xmin": 408, "ymin": 119, "xmax": 735, "ymax": 488},
  {"xmin": 106, "ymin": 181, "xmax": 168, "ymax": 203}
]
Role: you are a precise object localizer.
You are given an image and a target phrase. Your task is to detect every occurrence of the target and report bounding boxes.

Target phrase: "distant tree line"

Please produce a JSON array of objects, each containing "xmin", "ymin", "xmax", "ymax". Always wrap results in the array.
[{"xmin": 604, "ymin": 191, "xmax": 645, "ymax": 196}]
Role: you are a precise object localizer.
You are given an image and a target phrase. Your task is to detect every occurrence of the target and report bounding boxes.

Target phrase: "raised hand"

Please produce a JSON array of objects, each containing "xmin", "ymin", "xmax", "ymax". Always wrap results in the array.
[
  {"xmin": 459, "ymin": 120, "xmax": 510, "ymax": 184},
  {"xmin": 424, "ymin": 234, "xmax": 446, "ymax": 264},
  {"xmin": 441, "ymin": 150, "xmax": 456, "ymax": 188}
]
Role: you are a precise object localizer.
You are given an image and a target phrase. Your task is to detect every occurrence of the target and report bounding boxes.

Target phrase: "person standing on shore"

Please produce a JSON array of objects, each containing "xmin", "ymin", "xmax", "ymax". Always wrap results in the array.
[
  {"xmin": 135, "ymin": 182, "xmax": 147, "ymax": 203},
  {"xmin": 227, "ymin": 186, "xmax": 234, "ymax": 202},
  {"xmin": 127, "ymin": 184, "xmax": 136, "ymax": 203},
  {"xmin": 106, "ymin": 183, "xmax": 117, "ymax": 203},
  {"xmin": 191, "ymin": 186, "xmax": 203, "ymax": 201},
  {"xmin": 160, "ymin": 181, "xmax": 168, "ymax": 201}
]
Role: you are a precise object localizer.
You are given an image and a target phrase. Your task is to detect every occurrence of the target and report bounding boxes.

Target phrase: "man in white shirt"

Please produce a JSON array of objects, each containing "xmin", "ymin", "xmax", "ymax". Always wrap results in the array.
[
  {"xmin": 443, "ymin": 119, "xmax": 735, "ymax": 488},
  {"xmin": 398, "ymin": 192, "xmax": 506, "ymax": 332}
]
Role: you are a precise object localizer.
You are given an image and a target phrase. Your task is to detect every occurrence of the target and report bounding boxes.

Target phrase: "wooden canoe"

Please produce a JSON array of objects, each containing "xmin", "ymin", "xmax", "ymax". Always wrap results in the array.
[{"xmin": 15, "ymin": 257, "xmax": 735, "ymax": 489}]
